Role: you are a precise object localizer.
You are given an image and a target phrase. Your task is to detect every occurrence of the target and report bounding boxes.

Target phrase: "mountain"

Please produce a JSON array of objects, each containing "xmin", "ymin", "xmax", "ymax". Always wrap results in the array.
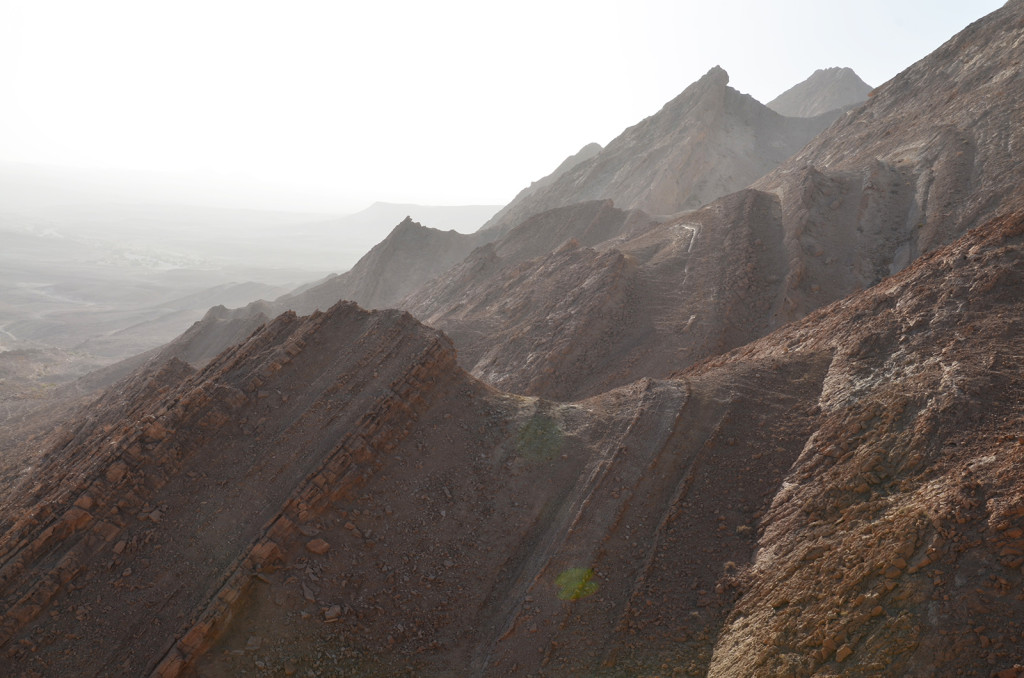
[
  {"xmin": 134, "ymin": 0, "xmax": 1024, "ymax": 404},
  {"xmin": 345, "ymin": 201, "xmax": 502, "ymax": 234},
  {"xmin": 269, "ymin": 217, "xmax": 484, "ymax": 315},
  {"xmin": 479, "ymin": 66, "xmax": 839, "ymax": 236},
  {"xmin": 99, "ymin": 217, "xmax": 486, "ymax": 379},
  {"xmin": 767, "ymin": 66, "xmax": 872, "ymax": 118},
  {"xmin": 294, "ymin": 202, "xmax": 502, "ymax": 272},
  {"xmin": 403, "ymin": 200, "xmax": 660, "ymax": 399},
  {"xmin": 405, "ymin": 190, "xmax": 790, "ymax": 399},
  {"xmin": 400, "ymin": 2, "xmax": 1024, "ymax": 402},
  {"xmin": 139, "ymin": 65, "xmax": 855, "ymax": 376},
  {"xmin": 1, "ymin": 203, "xmax": 1021, "ymax": 677},
  {"xmin": 749, "ymin": 1, "xmax": 1024, "ymax": 321},
  {"xmin": 3, "ymin": 3, "xmax": 1024, "ymax": 677}
]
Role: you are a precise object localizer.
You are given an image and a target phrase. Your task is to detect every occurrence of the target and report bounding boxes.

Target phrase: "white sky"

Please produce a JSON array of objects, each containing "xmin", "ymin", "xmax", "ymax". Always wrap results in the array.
[{"xmin": 0, "ymin": 0, "xmax": 1006, "ymax": 213}]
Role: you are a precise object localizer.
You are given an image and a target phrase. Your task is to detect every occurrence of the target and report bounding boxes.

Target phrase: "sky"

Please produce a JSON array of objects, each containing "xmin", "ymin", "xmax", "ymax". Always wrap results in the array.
[{"xmin": 0, "ymin": 0, "xmax": 1007, "ymax": 214}]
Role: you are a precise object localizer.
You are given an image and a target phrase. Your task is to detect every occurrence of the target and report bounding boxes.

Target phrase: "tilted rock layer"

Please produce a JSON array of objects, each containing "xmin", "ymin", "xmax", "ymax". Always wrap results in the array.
[
  {"xmin": 1, "ymin": 203, "xmax": 1022, "ymax": 678},
  {"xmin": 2, "ymin": 4, "xmax": 1024, "ymax": 678}
]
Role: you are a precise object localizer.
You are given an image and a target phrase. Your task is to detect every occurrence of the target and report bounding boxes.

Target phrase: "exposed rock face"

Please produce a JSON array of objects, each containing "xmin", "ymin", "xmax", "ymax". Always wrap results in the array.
[
  {"xmin": 0, "ymin": 301, "xmax": 468, "ymax": 676},
  {"xmin": 411, "ymin": 188, "xmax": 826, "ymax": 400},
  {"xmin": 400, "ymin": 1, "xmax": 1024, "ymax": 402},
  {"xmin": 2, "ymin": 5, "xmax": 1024, "ymax": 678},
  {"xmin": 703, "ymin": 205, "xmax": 1024, "ymax": 677},
  {"xmin": 1, "ymin": 207, "xmax": 1021, "ymax": 678},
  {"xmin": 404, "ymin": 200, "xmax": 659, "ymax": 399},
  {"xmin": 480, "ymin": 66, "xmax": 838, "ymax": 236},
  {"xmin": 751, "ymin": 0, "xmax": 1024, "ymax": 313},
  {"xmin": 767, "ymin": 66, "xmax": 872, "ymax": 118}
]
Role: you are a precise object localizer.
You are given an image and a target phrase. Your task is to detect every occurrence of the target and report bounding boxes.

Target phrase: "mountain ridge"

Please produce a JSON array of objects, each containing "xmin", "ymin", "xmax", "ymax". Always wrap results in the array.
[
  {"xmin": 397, "ymin": 1, "xmax": 1024, "ymax": 401},
  {"xmin": 479, "ymin": 65, "xmax": 840, "ymax": 237},
  {"xmin": 1, "ymin": 4, "xmax": 1023, "ymax": 676},
  {"xmin": 767, "ymin": 66, "xmax": 872, "ymax": 118},
  {"xmin": 2, "ymin": 201, "xmax": 1021, "ymax": 677}
]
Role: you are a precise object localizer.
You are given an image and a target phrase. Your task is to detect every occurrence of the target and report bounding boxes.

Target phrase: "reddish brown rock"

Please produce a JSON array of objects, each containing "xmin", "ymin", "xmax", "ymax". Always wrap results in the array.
[
  {"xmin": 1, "ymin": 5, "xmax": 1024, "ymax": 678},
  {"xmin": 305, "ymin": 539, "xmax": 330, "ymax": 555}
]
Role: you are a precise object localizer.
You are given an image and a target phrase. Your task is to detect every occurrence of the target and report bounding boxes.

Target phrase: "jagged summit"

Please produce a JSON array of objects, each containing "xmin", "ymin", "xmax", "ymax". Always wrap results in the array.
[
  {"xmin": 685, "ymin": 63, "xmax": 728, "ymax": 90},
  {"xmin": 480, "ymin": 65, "xmax": 837, "ymax": 236},
  {"xmin": 392, "ymin": 215, "xmax": 423, "ymax": 231},
  {"xmin": 767, "ymin": 66, "xmax": 872, "ymax": 117}
]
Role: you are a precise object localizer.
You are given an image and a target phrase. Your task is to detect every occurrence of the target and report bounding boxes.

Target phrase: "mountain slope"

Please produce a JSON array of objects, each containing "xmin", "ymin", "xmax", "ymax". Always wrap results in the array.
[
  {"xmin": 750, "ymin": 1, "xmax": 1024, "ymax": 322},
  {"xmin": 404, "ymin": 200, "xmax": 659, "ymax": 399},
  {"xmin": 480, "ymin": 66, "xmax": 838, "ymax": 236},
  {"xmin": 0, "ymin": 302, "xmax": 473, "ymax": 676},
  {"xmin": 1, "ymin": 199, "xmax": 1021, "ymax": 678},
  {"xmin": 3, "ymin": 7, "xmax": 1023, "ymax": 676},
  {"xmin": 767, "ymin": 66, "xmax": 872, "ymax": 118},
  {"xmin": 142, "ymin": 65, "xmax": 850, "ymax": 376},
  {"xmin": 271, "ymin": 217, "xmax": 483, "ymax": 315},
  {"xmin": 406, "ymin": 192, "xmax": 792, "ymax": 399},
  {"xmin": 401, "ymin": 1, "xmax": 1024, "ymax": 402},
  {"xmin": 480, "ymin": 142, "xmax": 602, "ymax": 238},
  {"xmin": 0, "ymin": 293, "xmax": 813, "ymax": 677},
  {"xmin": 118, "ymin": 216, "xmax": 485, "ymax": 376},
  {"xmin": 703, "ymin": 203, "xmax": 1024, "ymax": 677},
  {"xmin": 289, "ymin": 202, "xmax": 501, "ymax": 271}
]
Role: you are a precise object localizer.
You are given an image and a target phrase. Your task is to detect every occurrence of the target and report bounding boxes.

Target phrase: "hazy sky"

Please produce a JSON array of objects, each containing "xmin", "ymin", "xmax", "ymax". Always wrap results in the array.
[{"xmin": 0, "ymin": 0, "xmax": 1006, "ymax": 212}]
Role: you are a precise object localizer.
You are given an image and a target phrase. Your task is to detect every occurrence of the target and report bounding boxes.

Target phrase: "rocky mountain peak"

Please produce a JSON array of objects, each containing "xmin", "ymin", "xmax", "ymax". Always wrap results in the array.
[
  {"xmin": 574, "ymin": 141, "xmax": 603, "ymax": 156},
  {"xmin": 480, "ymin": 64, "xmax": 836, "ymax": 236},
  {"xmin": 656, "ymin": 65, "xmax": 730, "ymax": 118},
  {"xmin": 259, "ymin": 215, "xmax": 484, "ymax": 314},
  {"xmin": 701, "ymin": 64, "xmax": 729, "ymax": 86},
  {"xmin": 391, "ymin": 215, "xmax": 422, "ymax": 233},
  {"xmin": 767, "ymin": 66, "xmax": 872, "ymax": 117}
]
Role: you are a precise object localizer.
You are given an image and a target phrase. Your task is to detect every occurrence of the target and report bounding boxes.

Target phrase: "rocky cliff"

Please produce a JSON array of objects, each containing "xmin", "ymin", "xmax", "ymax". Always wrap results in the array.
[{"xmin": 702, "ymin": 202, "xmax": 1024, "ymax": 677}]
